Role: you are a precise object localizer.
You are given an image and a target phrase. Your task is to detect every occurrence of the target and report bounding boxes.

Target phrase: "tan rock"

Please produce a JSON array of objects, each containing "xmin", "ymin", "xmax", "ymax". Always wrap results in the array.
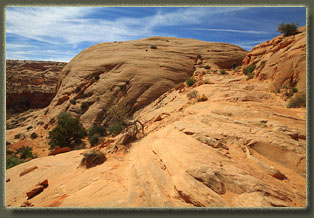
[{"xmin": 20, "ymin": 166, "xmax": 38, "ymax": 177}]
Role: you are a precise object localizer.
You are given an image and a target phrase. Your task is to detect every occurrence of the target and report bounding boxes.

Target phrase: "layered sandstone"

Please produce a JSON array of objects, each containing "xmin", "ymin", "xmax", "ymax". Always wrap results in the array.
[
  {"xmin": 6, "ymin": 60, "xmax": 66, "ymax": 115},
  {"xmin": 44, "ymin": 37, "xmax": 247, "ymax": 129},
  {"xmin": 242, "ymin": 26, "xmax": 306, "ymax": 92}
]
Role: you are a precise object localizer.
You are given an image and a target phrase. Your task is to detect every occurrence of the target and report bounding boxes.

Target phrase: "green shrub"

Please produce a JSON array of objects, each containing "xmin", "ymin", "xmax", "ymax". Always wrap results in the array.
[
  {"xmin": 292, "ymin": 87, "xmax": 298, "ymax": 93},
  {"xmin": 6, "ymin": 156, "xmax": 25, "ymax": 169},
  {"xmin": 70, "ymin": 99, "xmax": 76, "ymax": 105},
  {"xmin": 244, "ymin": 64, "xmax": 256, "ymax": 80},
  {"xmin": 151, "ymin": 45, "xmax": 157, "ymax": 49},
  {"xmin": 186, "ymin": 78, "xmax": 195, "ymax": 87},
  {"xmin": 220, "ymin": 69, "xmax": 226, "ymax": 75},
  {"xmin": 75, "ymin": 86, "xmax": 81, "ymax": 93},
  {"xmin": 88, "ymin": 125, "xmax": 107, "ymax": 146},
  {"xmin": 30, "ymin": 132, "xmax": 38, "ymax": 139},
  {"xmin": 277, "ymin": 22, "xmax": 299, "ymax": 37},
  {"xmin": 17, "ymin": 146, "xmax": 34, "ymax": 159},
  {"xmin": 204, "ymin": 65, "xmax": 211, "ymax": 69},
  {"xmin": 287, "ymin": 92, "xmax": 306, "ymax": 108},
  {"xmin": 94, "ymin": 74, "xmax": 100, "ymax": 81},
  {"xmin": 81, "ymin": 102, "xmax": 89, "ymax": 112},
  {"xmin": 89, "ymin": 134, "xmax": 100, "ymax": 146},
  {"xmin": 243, "ymin": 65, "xmax": 256, "ymax": 75},
  {"xmin": 108, "ymin": 123, "xmax": 124, "ymax": 136},
  {"xmin": 48, "ymin": 112, "xmax": 87, "ymax": 150},
  {"xmin": 197, "ymin": 54, "xmax": 202, "ymax": 59}
]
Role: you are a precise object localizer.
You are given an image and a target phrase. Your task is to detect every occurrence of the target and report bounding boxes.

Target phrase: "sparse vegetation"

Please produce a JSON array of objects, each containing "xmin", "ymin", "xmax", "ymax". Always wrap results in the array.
[
  {"xmin": 30, "ymin": 132, "xmax": 38, "ymax": 139},
  {"xmin": 81, "ymin": 102, "xmax": 89, "ymax": 112},
  {"xmin": 186, "ymin": 90, "xmax": 198, "ymax": 100},
  {"xmin": 6, "ymin": 156, "xmax": 25, "ymax": 169},
  {"xmin": 17, "ymin": 146, "xmax": 34, "ymax": 159},
  {"xmin": 80, "ymin": 150, "xmax": 107, "ymax": 168},
  {"xmin": 70, "ymin": 99, "xmax": 76, "ymax": 105},
  {"xmin": 88, "ymin": 125, "xmax": 107, "ymax": 146},
  {"xmin": 204, "ymin": 65, "xmax": 211, "ymax": 69},
  {"xmin": 75, "ymin": 86, "xmax": 81, "ymax": 93},
  {"xmin": 48, "ymin": 112, "xmax": 87, "ymax": 150},
  {"xmin": 292, "ymin": 87, "xmax": 298, "ymax": 93},
  {"xmin": 277, "ymin": 22, "xmax": 299, "ymax": 37},
  {"xmin": 243, "ymin": 64, "xmax": 256, "ymax": 80},
  {"xmin": 287, "ymin": 91, "xmax": 306, "ymax": 108},
  {"xmin": 220, "ymin": 69, "xmax": 226, "ymax": 75},
  {"xmin": 108, "ymin": 123, "xmax": 124, "ymax": 136},
  {"xmin": 186, "ymin": 78, "xmax": 195, "ymax": 87},
  {"xmin": 151, "ymin": 45, "xmax": 157, "ymax": 49},
  {"xmin": 197, "ymin": 54, "xmax": 202, "ymax": 59},
  {"xmin": 94, "ymin": 74, "xmax": 100, "ymax": 81}
]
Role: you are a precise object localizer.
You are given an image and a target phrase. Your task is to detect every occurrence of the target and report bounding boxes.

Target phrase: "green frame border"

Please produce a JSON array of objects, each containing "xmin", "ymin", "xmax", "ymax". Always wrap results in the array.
[{"xmin": 0, "ymin": 0, "xmax": 312, "ymax": 217}]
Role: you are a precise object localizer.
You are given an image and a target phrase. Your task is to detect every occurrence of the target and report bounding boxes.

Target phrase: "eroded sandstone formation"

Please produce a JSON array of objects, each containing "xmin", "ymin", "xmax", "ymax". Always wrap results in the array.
[
  {"xmin": 6, "ymin": 60, "xmax": 67, "ymax": 115},
  {"xmin": 242, "ymin": 26, "xmax": 306, "ymax": 92}
]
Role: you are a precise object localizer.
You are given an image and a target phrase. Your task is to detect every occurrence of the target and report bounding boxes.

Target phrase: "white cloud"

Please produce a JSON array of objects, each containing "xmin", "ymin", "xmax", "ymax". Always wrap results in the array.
[{"xmin": 187, "ymin": 28, "xmax": 272, "ymax": 34}]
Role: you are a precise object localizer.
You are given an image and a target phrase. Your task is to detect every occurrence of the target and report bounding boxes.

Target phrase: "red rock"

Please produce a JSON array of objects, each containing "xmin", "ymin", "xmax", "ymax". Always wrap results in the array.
[
  {"xmin": 49, "ymin": 146, "xmax": 71, "ymax": 156},
  {"xmin": 38, "ymin": 179, "xmax": 49, "ymax": 188},
  {"xmin": 154, "ymin": 115, "xmax": 162, "ymax": 122},
  {"xmin": 6, "ymin": 178, "xmax": 10, "ymax": 183},
  {"xmin": 26, "ymin": 186, "xmax": 44, "ymax": 199}
]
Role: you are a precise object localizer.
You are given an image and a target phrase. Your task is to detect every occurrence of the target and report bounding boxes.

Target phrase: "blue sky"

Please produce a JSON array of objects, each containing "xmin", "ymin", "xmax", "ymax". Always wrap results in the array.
[{"xmin": 6, "ymin": 7, "xmax": 306, "ymax": 62}]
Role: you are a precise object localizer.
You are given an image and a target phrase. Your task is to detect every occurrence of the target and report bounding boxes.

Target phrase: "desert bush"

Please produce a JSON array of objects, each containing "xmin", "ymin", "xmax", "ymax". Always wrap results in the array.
[
  {"xmin": 108, "ymin": 123, "xmax": 124, "ymax": 136},
  {"xmin": 94, "ymin": 74, "xmax": 100, "ymax": 81},
  {"xmin": 186, "ymin": 90, "xmax": 199, "ymax": 100},
  {"xmin": 81, "ymin": 102, "xmax": 89, "ymax": 112},
  {"xmin": 6, "ymin": 156, "xmax": 25, "ymax": 169},
  {"xmin": 243, "ymin": 65, "xmax": 256, "ymax": 75},
  {"xmin": 277, "ymin": 22, "xmax": 299, "ymax": 37},
  {"xmin": 88, "ymin": 125, "xmax": 107, "ymax": 146},
  {"xmin": 244, "ymin": 64, "xmax": 256, "ymax": 80},
  {"xmin": 151, "ymin": 45, "xmax": 157, "ymax": 49},
  {"xmin": 287, "ymin": 91, "xmax": 306, "ymax": 108},
  {"xmin": 70, "ymin": 99, "xmax": 76, "ymax": 105},
  {"xmin": 292, "ymin": 87, "xmax": 298, "ymax": 93},
  {"xmin": 186, "ymin": 78, "xmax": 195, "ymax": 87},
  {"xmin": 204, "ymin": 65, "xmax": 211, "ymax": 69},
  {"xmin": 48, "ymin": 112, "xmax": 87, "ymax": 150},
  {"xmin": 17, "ymin": 146, "xmax": 34, "ymax": 159},
  {"xmin": 30, "ymin": 132, "xmax": 38, "ymax": 139},
  {"xmin": 89, "ymin": 134, "xmax": 100, "ymax": 146},
  {"xmin": 75, "ymin": 86, "xmax": 81, "ymax": 93},
  {"xmin": 80, "ymin": 150, "xmax": 107, "ymax": 168},
  {"xmin": 220, "ymin": 69, "xmax": 226, "ymax": 75},
  {"xmin": 197, "ymin": 54, "xmax": 202, "ymax": 59}
]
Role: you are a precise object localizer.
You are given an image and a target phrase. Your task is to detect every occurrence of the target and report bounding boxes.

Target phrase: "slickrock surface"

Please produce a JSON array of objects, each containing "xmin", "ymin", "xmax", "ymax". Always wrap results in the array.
[
  {"xmin": 242, "ymin": 26, "xmax": 306, "ymax": 92},
  {"xmin": 6, "ymin": 60, "xmax": 66, "ymax": 116},
  {"xmin": 6, "ymin": 70, "xmax": 306, "ymax": 208},
  {"xmin": 6, "ymin": 34, "xmax": 306, "ymax": 208},
  {"xmin": 45, "ymin": 37, "xmax": 247, "ymax": 130}
]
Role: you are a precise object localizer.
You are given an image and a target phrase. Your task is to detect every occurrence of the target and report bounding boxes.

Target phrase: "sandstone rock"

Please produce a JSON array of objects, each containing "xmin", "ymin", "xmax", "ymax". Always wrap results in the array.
[
  {"xmin": 6, "ymin": 60, "xmax": 66, "ymax": 115},
  {"xmin": 49, "ymin": 146, "xmax": 72, "ymax": 156},
  {"xmin": 46, "ymin": 36, "xmax": 247, "ymax": 129},
  {"xmin": 20, "ymin": 166, "xmax": 38, "ymax": 177},
  {"xmin": 6, "ymin": 178, "xmax": 10, "ymax": 183},
  {"xmin": 242, "ymin": 26, "xmax": 306, "ymax": 93},
  {"xmin": 26, "ymin": 186, "xmax": 44, "ymax": 199}
]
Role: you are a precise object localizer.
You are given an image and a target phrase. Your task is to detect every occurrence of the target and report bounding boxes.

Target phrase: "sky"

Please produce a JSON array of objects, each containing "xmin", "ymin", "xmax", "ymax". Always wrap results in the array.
[{"xmin": 6, "ymin": 7, "xmax": 306, "ymax": 62}]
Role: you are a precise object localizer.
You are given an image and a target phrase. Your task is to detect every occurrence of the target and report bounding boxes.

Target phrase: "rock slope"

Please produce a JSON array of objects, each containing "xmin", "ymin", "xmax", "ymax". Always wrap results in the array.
[
  {"xmin": 242, "ymin": 26, "xmax": 306, "ymax": 92},
  {"xmin": 45, "ymin": 37, "xmax": 247, "ymax": 129},
  {"xmin": 6, "ymin": 68, "xmax": 306, "ymax": 208}
]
